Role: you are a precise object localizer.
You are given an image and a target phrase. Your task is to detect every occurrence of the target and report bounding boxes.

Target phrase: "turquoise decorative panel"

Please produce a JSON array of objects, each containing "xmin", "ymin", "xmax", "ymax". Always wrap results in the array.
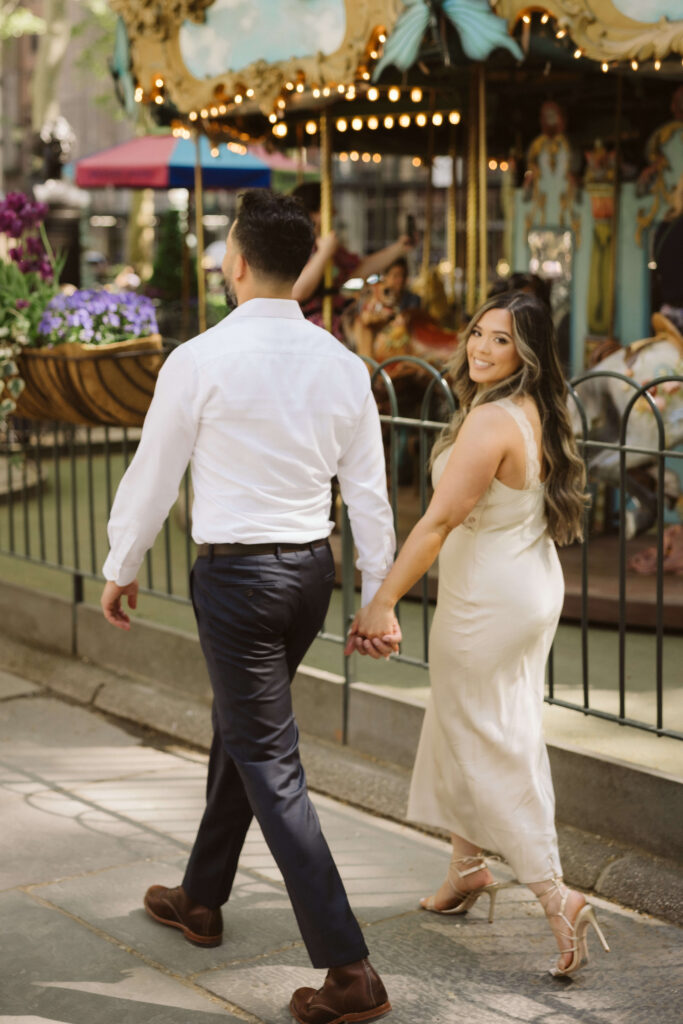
[{"xmin": 179, "ymin": 0, "xmax": 346, "ymax": 78}]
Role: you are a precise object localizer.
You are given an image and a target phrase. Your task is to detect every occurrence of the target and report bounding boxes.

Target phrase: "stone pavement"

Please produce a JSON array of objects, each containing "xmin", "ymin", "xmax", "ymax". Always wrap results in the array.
[{"xmin": 1, "ymin": 673, "xmax": 682, "ymax": 1024}]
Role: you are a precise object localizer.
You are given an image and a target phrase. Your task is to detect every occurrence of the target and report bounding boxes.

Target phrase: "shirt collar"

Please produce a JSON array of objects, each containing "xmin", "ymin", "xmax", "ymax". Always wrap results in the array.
[{"xmin": 228, "ymin": 297, "xmax": 304, "ymax": 321}]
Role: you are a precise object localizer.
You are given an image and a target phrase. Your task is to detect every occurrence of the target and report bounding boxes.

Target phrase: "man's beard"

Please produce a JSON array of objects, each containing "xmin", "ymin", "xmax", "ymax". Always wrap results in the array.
[{"xmin": 224, "ymin": 279, "xmax": 237, "ymax": 307}]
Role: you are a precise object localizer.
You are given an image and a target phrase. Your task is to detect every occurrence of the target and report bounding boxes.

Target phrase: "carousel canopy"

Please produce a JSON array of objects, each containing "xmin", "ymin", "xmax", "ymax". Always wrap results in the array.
[{"xmin": 75, "ymin": 134, "xmax": 271, "ymax": 190}]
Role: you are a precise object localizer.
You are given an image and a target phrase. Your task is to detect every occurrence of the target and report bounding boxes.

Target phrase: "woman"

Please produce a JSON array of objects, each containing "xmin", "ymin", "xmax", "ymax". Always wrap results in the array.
[{"xmin": 347, "ymin": 291, "xmax": 610, "ymax": 976}]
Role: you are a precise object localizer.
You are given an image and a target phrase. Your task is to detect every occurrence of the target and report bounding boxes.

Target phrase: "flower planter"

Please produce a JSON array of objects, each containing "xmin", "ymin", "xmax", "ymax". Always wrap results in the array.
[{"xmin": 15, "ymin": 334, "xmax": 163, "ymax": 426}]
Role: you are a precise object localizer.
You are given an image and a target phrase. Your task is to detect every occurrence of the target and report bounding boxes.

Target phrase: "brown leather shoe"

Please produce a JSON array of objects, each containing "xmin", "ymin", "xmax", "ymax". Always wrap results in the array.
[
  {"xmin": 290, "ymin": 958, "xmax": 391, "ymax": 1024},
  {"xmin": 143, "ymin": 884, "xmax": 222, "ymax": 948}
]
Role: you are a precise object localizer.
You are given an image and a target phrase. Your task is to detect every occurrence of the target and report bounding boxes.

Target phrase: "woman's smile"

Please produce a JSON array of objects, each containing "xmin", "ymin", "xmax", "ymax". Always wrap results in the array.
[{"xmin": 466, "ymin": 308, "xmax": 522, "ymax": 385}]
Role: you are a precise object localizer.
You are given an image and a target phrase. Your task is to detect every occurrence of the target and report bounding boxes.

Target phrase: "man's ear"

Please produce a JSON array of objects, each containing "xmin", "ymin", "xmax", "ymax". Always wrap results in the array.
[{"xmin": 233, "ymin": 251, "xmax": 247, "ymax": 282}]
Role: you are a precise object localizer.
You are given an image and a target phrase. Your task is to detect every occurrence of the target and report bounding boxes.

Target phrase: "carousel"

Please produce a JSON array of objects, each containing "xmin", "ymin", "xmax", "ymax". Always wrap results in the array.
[{"xmin": 63, "ymin": 2, "xmax": 683, "ymax": 629}]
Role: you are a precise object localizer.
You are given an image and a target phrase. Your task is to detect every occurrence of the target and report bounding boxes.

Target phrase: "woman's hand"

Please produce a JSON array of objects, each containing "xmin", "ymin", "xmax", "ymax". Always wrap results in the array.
[
  {"xmin": 344, "ymin": 600, "xmax": 402, "ymax": 659},
  {"xmin": 317, "ymin": 231, "xmax": 339, "ymax": 261}
]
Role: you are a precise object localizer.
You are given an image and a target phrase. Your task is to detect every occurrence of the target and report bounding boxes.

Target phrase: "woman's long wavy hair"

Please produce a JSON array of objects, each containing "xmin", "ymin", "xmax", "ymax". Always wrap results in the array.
[{"xmin": 431, "ymin": 290, "xmax": 587, "ymax": 545}]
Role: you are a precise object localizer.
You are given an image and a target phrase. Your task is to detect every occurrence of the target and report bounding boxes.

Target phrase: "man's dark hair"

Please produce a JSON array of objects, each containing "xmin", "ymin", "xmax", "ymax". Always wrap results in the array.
[{"xmin": 233, "ymin": 189, "xmax": 315, "ymax": 281}]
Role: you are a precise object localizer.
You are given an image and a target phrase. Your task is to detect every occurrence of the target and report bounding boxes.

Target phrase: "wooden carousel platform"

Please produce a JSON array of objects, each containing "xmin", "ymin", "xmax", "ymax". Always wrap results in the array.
[{"xmin": 328, "ymin": 488, "xmax": 683, "ymax": 632}]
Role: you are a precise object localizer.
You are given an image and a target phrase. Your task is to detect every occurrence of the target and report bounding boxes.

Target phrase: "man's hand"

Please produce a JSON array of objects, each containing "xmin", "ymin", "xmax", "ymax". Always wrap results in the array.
[
  {"xmin": 344, "ymin": 606, "xmax": 402, "ymax": 660},
  {"xmin": 100, "ymin": 579, "xmax": 139, "ymax": 631}
]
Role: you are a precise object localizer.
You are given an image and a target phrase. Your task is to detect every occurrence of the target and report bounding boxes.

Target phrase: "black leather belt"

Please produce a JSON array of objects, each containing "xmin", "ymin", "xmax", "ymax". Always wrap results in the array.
[{"xmin": 197, "ymin": 538, "xmax": 329, "ymax": 558}]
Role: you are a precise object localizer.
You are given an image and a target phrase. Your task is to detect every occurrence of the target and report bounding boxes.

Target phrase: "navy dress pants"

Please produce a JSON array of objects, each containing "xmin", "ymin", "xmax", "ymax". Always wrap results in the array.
[{"xmin": 182, "ymin": 543, "xmax": 368, "ymax": 969}]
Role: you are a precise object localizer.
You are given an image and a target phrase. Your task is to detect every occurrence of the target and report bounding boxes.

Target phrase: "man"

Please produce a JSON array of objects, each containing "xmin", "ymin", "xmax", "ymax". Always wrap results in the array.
[
  {"xmin": 382, "ymin": 256, "xmax": 420, "ymax": 313},
  {"xmin": 100, "ymin": 190, "xmax": 397, "ymax": 1024}
]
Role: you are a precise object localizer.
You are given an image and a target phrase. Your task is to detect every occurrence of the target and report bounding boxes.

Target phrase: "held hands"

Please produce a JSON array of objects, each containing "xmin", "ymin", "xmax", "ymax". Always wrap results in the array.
[
  {"xmin": 344, "ymin": 600, "xmax": 402, "ymax": 660},
  {"xmin": 100, "ymin": 579, "xmax": 139, "ymax": 631}
]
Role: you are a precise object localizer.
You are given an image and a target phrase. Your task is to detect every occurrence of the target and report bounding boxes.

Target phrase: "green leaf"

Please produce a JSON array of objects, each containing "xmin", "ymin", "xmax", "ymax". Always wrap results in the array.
[{"xmin": 7, "ymin": 376, "xmax": 25, "ymax": 398}]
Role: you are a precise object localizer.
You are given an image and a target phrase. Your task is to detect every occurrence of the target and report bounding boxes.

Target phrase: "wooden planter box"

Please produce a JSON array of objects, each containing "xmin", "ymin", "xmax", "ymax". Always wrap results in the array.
[{"xmin": 15, "ymin": 335, "xmax": 164, "ymax": 427}]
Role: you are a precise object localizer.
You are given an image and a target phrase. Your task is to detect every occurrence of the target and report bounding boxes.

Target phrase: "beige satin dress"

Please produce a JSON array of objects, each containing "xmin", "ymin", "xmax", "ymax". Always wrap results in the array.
[{"xmin": 407, "ymin": 397, "xmax": 565, "ymax": 883}]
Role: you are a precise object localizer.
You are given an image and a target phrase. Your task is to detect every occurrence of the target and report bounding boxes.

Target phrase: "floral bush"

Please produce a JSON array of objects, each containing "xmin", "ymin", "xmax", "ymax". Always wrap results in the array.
[
  {"xmin": 38, "ymin": 290, "xmax": 158, "ymax": 346},
  {"xmin": 0, "ymin": 192, "xmax": 60, "ymax": 419}
]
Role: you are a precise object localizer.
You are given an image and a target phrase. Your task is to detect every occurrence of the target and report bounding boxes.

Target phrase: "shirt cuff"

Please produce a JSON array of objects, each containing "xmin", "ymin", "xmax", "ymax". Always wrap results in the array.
[
  {"xmin": 361, "ymin": 573, "xmax": 385, "ymax": 607},
  {"xmin": 102, "ymin": 553, "xmax": 139, "ymax": 587}
]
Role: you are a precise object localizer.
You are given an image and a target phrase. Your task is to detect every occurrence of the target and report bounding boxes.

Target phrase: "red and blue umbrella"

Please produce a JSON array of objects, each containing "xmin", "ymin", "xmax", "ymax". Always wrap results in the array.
[{"xmin": 75, "ymin": 135, "xmax": 271, "ymax": 190}]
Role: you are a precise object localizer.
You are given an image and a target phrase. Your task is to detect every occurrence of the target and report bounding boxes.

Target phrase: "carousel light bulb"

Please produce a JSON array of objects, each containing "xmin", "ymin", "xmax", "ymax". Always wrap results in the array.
[
  {"xmin": 416, "ymin": 113, "xmax": 427, "ymax": 127},
  {"xmin": 556, "ymin": 28, "xmax": 566, "ymax": 38},
  {"xmin": 384, "ymin": 115, "xmax": 394, "ymax": 129},
  {"xmin": 574, "ymin": 48, "xmax": 582, "ymax": 59},
  {"xmin": 362, "ymin": 152, "xmax": 371, "ymax": 162},
  {"xmin": 273, "ymin": 122, "xmax": 288, "ymax": 137},
  {"xmin": 296, "ymin": 83, "xmax": 304, "ymax": 93},
  {"xmin": 313, "ymin": 87, "xmax": 321, "ymax": 97},
  {"xmin": 134, "ymin": 86, "xmax": 143, "ymax": 102},
  {"xmin": 285, "ymin": 81, "xmax": 294, "ymax": 90},
  {"xmin": 154, "ymin": 95, "xmax": 164, "ymax": 104},
  {"xmin": 210, "ymin": 146, "xmax": 219, "ymax": 158},
  {"xmin": 361, "ymin": 71, "xmax": 371, "ymax": 80},
  {"xmin": 210, "ymin": 106, "xmax": 218, "ymax": 115},
  {"xmin": 322, "ymin": 86, "xmax": 331, "ymax": 96},
  {"xmin": 218, "ymin": 104, "xmax": 227, "ymax": 114},
  {"xmin": 399, "ymin": 114, "xmax": 411, "ymax": 127},
  {"xmin": 488, "ymin": 159, "xmax": 498, "ymax": 170},
  {"xmin": 388, "ymin": 87, "xmax": 400, "ymax": 102},
  {"xmin": 500, "ymin": 160, "xmax": 509, "ymax": 171},
  {"xmin": 378, "ymin": 33, "xmax": 386, "ymax": 43},
  {"xmin": 367, "ymin": 87, "xmax": 379, "ymax": 101},
  {"xmin": 200, "ymin": 108, "xmax": 208, "ymax": 118},
  {"xmin": 541, "ymin": 13, "xmax": 549, "ymax": 24},
  {"xmin": 155, "ymin": 77, "xmax": 164, "ymax": 88},
  {"xmin": 336, "ymin": 117, "xmax": 348, "ymax": 132},
  {"xmin": 269, "ymin": 112, "xmax": 277, "ymax": 123},
  {"xmin": 522, "ymin": 14, "xmax": 530, "ymax": 24},
  {"xmin": 412, "ymin": 156, "xmax": 421, "ymax": 167},
  {"xmin": 370, "ymin": 50, "xmax": 378, "ymax": 59},
  {"xmin": 346, "ymin": 87, "xmax": 356, "ymax": 99},
  {"xmin": 339, "ymin": 152, "xmax": 349, "ymax": 162},
  {"xmin": 449, "ymin": 110, "xmax": 461, "ymax": 124},
  {"xmin": 305, "ymin": 120, "xmax": 318, "ymax": 135},
  {"xmin": 373, "ymin": 153, "xmax": 382, "ymax": 163},
  {"xmin": 189, "ymin": 110, "xmax": 198, "ymax": 121},
  {"xmin": 601, "ymin": 62, "xmax": 609, "ymax": 72},
  {"xmin": 246, "ymin": 88, "xmax": 255, "ymax": 97},
  {"xmin": 410, "ymin": 87, "xmax": 423, "ymax": 103},
  {"xmin": 351, "ymin": 117, "xmax": 363, "ymax": 130},
  {"xmin": 368, "ymin": 116, "xmax": 379, "ymax": 130},
  {"xmin": 338, "ymin": 84, "xmax": 346, "ymax": 93},
  {"xmin": 234, "ymin": 94, "xmax": 243, "ymax": 103},
  {"xmin": 432, "ymin": 112, "xmax": 443, "ymax": 126},
  {"xmin": 350, "ymin": 150, "xmax": 359, "ymax": 161},
  {"xmin": 654, "ymin": 59, "xmax": 661, "ymax": 70},
  {"xmin": 631, "ymin": 59, "xmax": 639, "ymax": 70},
  {"xmin": 277, "ymin": 98, "xmax": 286, "ymax": 108}
]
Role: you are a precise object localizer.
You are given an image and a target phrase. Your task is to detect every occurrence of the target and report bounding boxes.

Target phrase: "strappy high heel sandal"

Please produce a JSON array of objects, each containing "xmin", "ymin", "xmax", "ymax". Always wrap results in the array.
[
  {"xmin": 420, "ymin": 854, "xmax": 515, "ymax": 924},
  {"xmin": 538, "ymin": 878, "xmax": 610, "ymax": 977}
]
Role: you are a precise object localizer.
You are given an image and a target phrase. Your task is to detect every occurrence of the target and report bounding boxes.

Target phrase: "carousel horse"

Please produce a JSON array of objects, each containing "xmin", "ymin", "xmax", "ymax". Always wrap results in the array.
[{"xmin": 569, "ymin": 313, "xmax": 683, "ymax": 542}]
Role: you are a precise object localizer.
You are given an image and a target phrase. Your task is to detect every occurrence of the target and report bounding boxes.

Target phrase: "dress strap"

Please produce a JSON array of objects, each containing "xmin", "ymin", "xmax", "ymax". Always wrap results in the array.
[{"xmin": 495, "ymin": 397, "xmax": 542, "ymax": 489}]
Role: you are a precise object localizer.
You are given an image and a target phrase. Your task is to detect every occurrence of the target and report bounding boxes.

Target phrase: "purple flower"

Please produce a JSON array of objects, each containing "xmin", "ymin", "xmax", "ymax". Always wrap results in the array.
[{"xmin": 16, "ymin": 299, "xmax": 29, "ymax": 310}]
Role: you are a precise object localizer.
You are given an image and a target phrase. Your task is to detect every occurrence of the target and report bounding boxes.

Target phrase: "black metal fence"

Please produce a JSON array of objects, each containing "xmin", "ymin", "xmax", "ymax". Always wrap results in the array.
[{"xmin": 1, "ymin": 357, "xmax": 681, "ymax": 741}]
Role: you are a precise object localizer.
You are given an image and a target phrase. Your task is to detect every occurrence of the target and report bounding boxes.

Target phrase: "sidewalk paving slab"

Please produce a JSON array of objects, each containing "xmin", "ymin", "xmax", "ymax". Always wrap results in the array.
[{"xmin": 1, "ymin": 683, "xmax": 682, "ymax": 1024}]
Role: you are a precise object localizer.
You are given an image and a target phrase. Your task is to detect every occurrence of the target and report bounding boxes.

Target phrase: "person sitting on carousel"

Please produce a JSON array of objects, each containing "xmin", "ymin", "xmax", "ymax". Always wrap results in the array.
[{"xmin": 291, "ymin": 181, "xmax": 415, "ymax": 343}]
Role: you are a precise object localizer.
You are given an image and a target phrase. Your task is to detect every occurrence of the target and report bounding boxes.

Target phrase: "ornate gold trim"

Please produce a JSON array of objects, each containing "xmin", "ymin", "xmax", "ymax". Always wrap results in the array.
[
  {"xmin": 491, "ymin": 0, "xmax": 683, "ymax": 61},
  {"xmin": 111, "ymin": 0, "xmax": 404, "ymax": 115}
]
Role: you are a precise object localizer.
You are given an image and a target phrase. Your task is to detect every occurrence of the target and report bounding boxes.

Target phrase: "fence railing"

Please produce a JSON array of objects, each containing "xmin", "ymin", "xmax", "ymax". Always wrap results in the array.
[{"xmin": 1, "ymin": 357, "xmax": 681, "ymax": 741}]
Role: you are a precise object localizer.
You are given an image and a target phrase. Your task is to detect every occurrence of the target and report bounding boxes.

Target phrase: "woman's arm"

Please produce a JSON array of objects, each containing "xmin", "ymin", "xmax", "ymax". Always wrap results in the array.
[
  {"xmin": 291, "ymin": 232, "xmax": 339, "ymax": 303},
  {"xmin": 355, "ymin": 236, "xmax": 413, "ymax": 280},
  {"xmin": 347, "ymin": 404, "xmax": 511, "ymax": 645}
]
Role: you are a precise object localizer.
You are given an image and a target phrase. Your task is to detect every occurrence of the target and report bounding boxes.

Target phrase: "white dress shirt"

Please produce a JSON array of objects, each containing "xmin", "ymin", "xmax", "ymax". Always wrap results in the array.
[{"xmin": 103, "ymin": 298, "xmax": 395, "ymax": 605}]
